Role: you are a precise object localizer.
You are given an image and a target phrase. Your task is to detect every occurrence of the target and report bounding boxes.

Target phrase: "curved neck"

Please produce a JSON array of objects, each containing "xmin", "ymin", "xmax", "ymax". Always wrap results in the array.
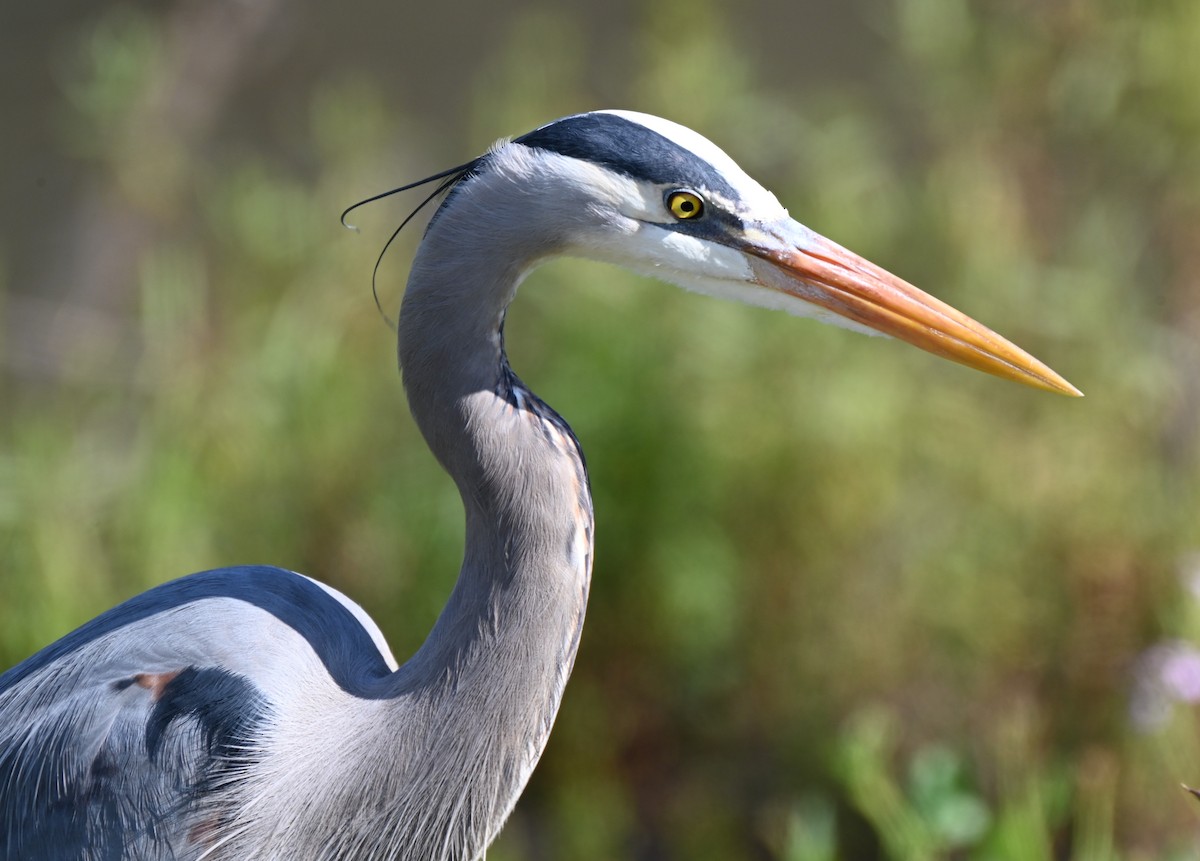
[
  {"xmin": 380, "ymin": 174, "xmax": 594, "ymax": 856},
  {"xmin": 398, "ymin": 238, "xmax": 594, "ymax": 702}
]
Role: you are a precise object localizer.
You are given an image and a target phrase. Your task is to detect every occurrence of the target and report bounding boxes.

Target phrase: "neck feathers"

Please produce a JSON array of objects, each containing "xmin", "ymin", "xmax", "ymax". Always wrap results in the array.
[{"xmin": 379, "ymin": 154, "xmax": 594, "ymax": 856}]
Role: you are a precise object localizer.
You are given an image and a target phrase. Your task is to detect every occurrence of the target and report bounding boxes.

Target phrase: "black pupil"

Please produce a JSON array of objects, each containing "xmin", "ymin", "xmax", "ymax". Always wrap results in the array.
[{"xmin": 680, "ymin": 199, "xmax": 694, "ymax": 213}]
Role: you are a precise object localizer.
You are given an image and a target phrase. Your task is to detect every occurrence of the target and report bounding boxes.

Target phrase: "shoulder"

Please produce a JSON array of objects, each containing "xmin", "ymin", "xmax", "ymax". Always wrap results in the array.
[
  {"xmin": 1, "ymin": 566, "xmax": 395, "ymax": 701},
  {"xmin": 0, "ymin": 566, "xmax": 398, "ymax": 857}
]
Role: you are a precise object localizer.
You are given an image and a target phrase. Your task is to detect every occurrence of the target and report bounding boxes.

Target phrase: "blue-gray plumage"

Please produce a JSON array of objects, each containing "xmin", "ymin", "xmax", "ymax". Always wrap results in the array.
[{"xmin": 0, "ymin": 110, "xmax": 1079, "ymax": 861}]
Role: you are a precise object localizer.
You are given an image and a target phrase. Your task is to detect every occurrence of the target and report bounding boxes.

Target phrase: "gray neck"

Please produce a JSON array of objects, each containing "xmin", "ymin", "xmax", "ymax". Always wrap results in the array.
[{"xmin": 379, "ymin": 165, "xmax": 594, "ymax": 856}]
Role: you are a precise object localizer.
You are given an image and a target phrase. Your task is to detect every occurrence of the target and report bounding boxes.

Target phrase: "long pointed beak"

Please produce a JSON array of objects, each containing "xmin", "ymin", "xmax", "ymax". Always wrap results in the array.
[{"xmin": 743, "ymin": 223, "xmax": 1082, "ymax": 396}]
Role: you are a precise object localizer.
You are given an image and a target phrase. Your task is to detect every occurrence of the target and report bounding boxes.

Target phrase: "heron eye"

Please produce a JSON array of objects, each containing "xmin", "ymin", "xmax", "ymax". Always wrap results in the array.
[{"xmin": 666, "ymin": 190, "xmax": 704, "ymax": 220}]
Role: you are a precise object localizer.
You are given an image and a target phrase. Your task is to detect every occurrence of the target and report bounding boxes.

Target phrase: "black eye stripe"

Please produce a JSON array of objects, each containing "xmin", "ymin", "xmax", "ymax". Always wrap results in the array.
[{"xmin": 515, "ymin": 113, "xmax": 740, "ymax": 203}]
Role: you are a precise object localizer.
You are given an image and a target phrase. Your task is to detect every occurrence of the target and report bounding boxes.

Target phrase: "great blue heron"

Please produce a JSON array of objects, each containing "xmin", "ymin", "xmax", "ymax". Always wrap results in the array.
[{"xmin": 0, "ymin": 110, "xmax": 1079, "ymax": 860}]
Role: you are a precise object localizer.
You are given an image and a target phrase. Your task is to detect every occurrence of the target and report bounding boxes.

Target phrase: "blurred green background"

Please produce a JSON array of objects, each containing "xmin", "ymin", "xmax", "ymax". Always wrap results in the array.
[{"xmin": 2, "ymin": 0, "xmax": 1199, "ymax": 858}]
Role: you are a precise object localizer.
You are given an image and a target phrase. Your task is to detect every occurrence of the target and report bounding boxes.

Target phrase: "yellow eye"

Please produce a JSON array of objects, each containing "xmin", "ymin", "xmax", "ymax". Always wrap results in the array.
[{"xmin": 667, "ymin": 190, "xmax": 704, "ymax": 220}]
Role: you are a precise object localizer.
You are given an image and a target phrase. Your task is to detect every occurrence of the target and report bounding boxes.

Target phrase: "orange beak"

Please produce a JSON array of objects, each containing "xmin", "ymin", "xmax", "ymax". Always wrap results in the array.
[{"xmin": 742, "ymin": 223, "xmax": 1081, "ymax": 396}]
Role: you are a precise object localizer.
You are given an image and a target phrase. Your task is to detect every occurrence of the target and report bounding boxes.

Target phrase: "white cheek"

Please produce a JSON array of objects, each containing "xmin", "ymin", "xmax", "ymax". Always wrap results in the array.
[
  {"xmin": 579, "ymin": 223, "xmax": 753, "ymax": 283},
  {"xmin": 571, "ymin": 224, "xmax": 883, "ymax": 339},
  {"xmin": 657, "ymin": 231, "xmax": 752, "ymax": 279}
]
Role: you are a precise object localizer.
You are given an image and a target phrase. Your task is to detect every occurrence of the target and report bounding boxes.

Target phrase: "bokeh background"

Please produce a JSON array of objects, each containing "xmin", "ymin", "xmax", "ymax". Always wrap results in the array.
[{"xmin": 2, "ymin": 0, "xmax": 1199, "ymax": 858}]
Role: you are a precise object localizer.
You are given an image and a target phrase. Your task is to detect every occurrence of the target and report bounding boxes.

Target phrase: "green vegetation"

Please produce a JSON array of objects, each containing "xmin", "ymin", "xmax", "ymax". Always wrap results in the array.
[{"xmin": 2, "ymin": 1, "xmax": 1199, "ymax": 857}]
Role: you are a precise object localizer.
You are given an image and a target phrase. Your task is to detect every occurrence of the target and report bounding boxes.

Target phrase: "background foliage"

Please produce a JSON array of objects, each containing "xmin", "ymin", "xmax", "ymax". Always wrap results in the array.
[{"xmin": 2, "ymin": 0, "xmax": 1199, "ymax": 858}]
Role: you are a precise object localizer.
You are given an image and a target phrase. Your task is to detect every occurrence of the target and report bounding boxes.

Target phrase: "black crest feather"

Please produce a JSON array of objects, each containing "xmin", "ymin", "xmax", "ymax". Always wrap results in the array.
[{"xmin": 341, "ymin": 157, "xmax": 484, "ymax": 327}]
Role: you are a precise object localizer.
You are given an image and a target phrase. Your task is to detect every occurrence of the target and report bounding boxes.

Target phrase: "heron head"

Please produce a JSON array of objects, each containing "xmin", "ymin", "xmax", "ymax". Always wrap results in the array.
[{"xmin": 496, "ymin": 110, "xmax": 1079, "ymax": 396}]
